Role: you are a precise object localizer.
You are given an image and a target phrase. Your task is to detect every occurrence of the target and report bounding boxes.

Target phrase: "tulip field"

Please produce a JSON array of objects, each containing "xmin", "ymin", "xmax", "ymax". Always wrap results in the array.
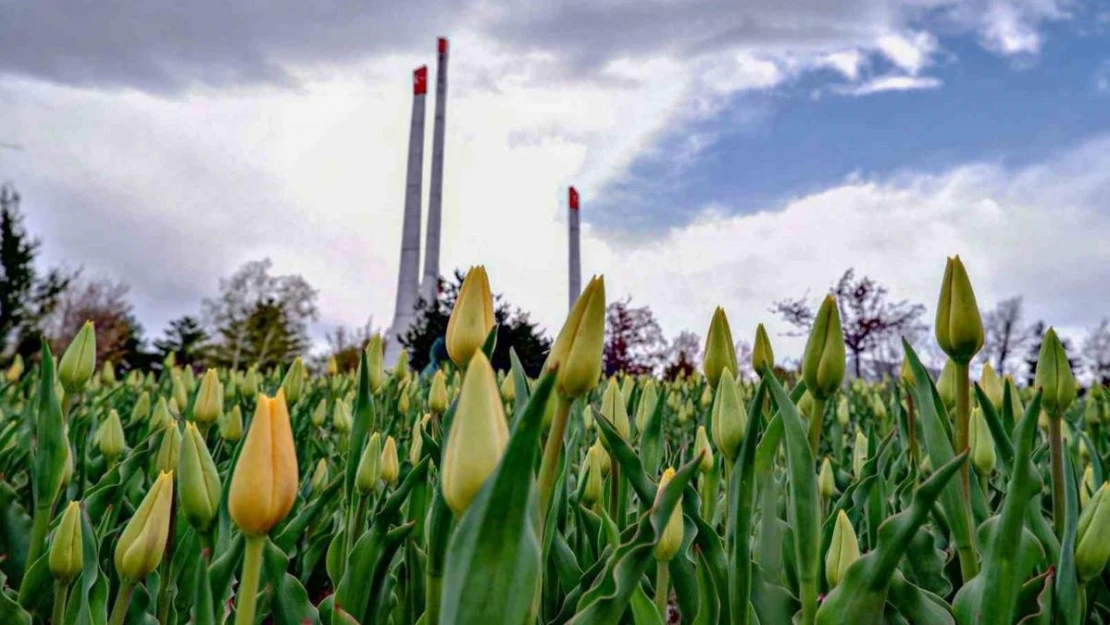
[{"xmin": 2, "ymin": 258, "xmax": 1109, "ymax": 625}]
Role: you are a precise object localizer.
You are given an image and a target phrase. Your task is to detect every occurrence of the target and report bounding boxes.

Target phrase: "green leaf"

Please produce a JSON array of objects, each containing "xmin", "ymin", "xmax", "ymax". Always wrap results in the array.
[
  {"xmin": 729, "ymin": 377, "xmax": 767, "ymax": 625},
  {"xmin": 640, "ymin": 393, "xmax": 665, "ymax": 477},
  {"xmin": 262, "ymin": 537, "xmax": 320, "ymax": 625},
  {"xmin": 629, "ymin": 584, "xmax": 664, "ymax": 625}
]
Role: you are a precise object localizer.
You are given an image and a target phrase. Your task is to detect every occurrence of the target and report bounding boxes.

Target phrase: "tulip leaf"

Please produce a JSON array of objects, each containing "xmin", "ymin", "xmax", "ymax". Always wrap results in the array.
[
  {"xmin": 887, "ymin": 571, "xmax": 955, "ymax": 625},
  {"xmin": 1053, "ymin": 449, "xmax": 1080, "ymax": 625},
  {"xmin": 344, "ymin": 351, "xmax": 376, "ymax": 506},
  {"xmin": 0, "ymin": 572, "xmax": 32, "ymax": 625},
  {"xmin": 0, "ymin": 480, "xmax": 32, "ymax": 585},
  {"xmin": 191, "ymin": 550, "xmax": 215, "ymax": 625},
  {"xmin": 262, "ymin": 537, "xmax": 320, "ymax": 625},
  {"xmin": 629, "ymin": 584, "xmax": 664, "ymax": 625},
  {"xmin": 438, "ymin": 371, "xmax": 555, "ymax": 625},
  {"xmin": 728, "ymin": 376, "xmax": 767, "ymax": 625},
  {"xmin": 593, "ymin": 407, "xmax": 656, "ymax": 505},
  {"xmin": 508, "ymin": 347, "xmax": 532, "ymax": 427},
  {"xmin": 640, "ymin": 394, "xmax": 665, "ymax": 477}
]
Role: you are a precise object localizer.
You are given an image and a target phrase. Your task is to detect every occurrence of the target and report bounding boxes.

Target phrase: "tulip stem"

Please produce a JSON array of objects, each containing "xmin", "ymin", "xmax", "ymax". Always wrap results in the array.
[
  {"xmin": 807, "ymin": 397, "xmax": 827, "ymax": 455},
  {"xmin": 655, "ymin": 560, "xmax": 669, "ymax": 615},
  {"xmin": 538, "ymin": 396, "xmax": 572, "ymax": 527},
  {"xmin": 108, "ymin": 579, "xmax": 135, "ymax": 625},
  {"xmin": 24, "ymin": 505, "xmax": 53, "ymax": 583},
  {"xmin": 1049, "ymin": 414, "xmax": 1065, "ymax": 538},
  {"xmin": 954, "ymin": 362, "xmax": 978, "ymax": 580},
  {"xmin": 906, "ymin": 392, "xmax": 917, "ymax": 468},
  {"xmin": 52, "ymin": 580, "xmax": 70, "ymax": 625},
  {"xmin": 235, "ymin": 535, "xmax": 266, "ymax": 625}
]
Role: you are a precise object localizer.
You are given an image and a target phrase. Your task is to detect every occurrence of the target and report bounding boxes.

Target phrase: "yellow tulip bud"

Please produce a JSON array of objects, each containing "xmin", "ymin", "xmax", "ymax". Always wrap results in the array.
[
  {"xmin": 935, "ymin": 256, "xmax": 984, "ymax": 364},
  {"xmin": 937, "ymin": 359, "xmax": 958, "ymax": 414},
  {"xmin": 600, "ymin": 378, "xmax": 631, "ymax": 440},
  {"xmin": 582, "ymin": 446, "xmax": 604, "ymax": 506},
  {"xmin": 441, "ymin": 351, "xmax": 508, "ymax": 514},
  {"xmin": 752, "ymin": 323, "xmax": 774, "ymax": 377},
  {"xmin": 101, "ymin": 360, "xmax": 116, "ymax": 385},
  {"xmin": 591, "ymin": 439, "xmax": 611, "ymax": 476},
  {"xmin": 356, "ymin": 433, "xmax": 382, "ymax": 494},
  {"xmin": 179, "ymin": 422, "xmax": 221, "ymax": 530},
  {"xmin": 826, "ymin": 510, "xmax": 860, "ymax": 588},
  {"xmin": 154, "ymin": 424, "xmax": 181, "ymax": 475},
  {"xmin": 130, "ymin": 391, "xmax": 151, "ymax": 424},
  {"xmin": 49, "ymin": 501, "xmax": 84, "ymax": 582},
  {"xmin": 694, "ymin": 425, "xmax": 714, "ymax": 473},
  {"xmin": 97, "ymin": 409, "xmax": 126, "ymax": 461},
  {"xmin": 222, "ymin": 405, "xmax": 243, "ymax": 442},
  {"xmin": 819, "ymin": 458, "xmax": 836, "ymax": 498},
  {"xmin": 381, "ymin": 436, "xmax": 399, "ymax": 486},
  {"xmin": 853, "ymin": 431, "xmax": 869, "ymax": 478},
  {"xmin": 544, "ymin": 276, "xmax": 606, "ymax": 399},
  {"xmin": 969, "ymin": 408, "xmax": 996, "ymax": 475},
  {"xmin": 171, "ymin": 371, "xmax": 189, "ymax": 415},
  {"xmin": 365, "ymin": 334, "xmax": 385, "ymax": 394},
  {"xmin": 653, "ymin": 468, "xmax": 684, "ymax": 561},
  {"xmin": 115, "ymin": 471, "xmax": 174, "ymax": 580},
  {"xmin": 326, "ymin": 355, "xmax": 339, "ymax": 376},
  {"xmin": 446, "ymin": 266, "xmax": 496, "ymax": 369},
  {"xmin": 635, "ymin": 381, "xmax": 659, "ymax": 434},
  {"xmin": 979, "ymin": 363, "xmax": 1003, "ymax": 411},
  {"xmin": 333, "ymin": 400, "xmax": 352, "ymax": 434},
  {"xmin": 836, "ymin": 395, "xmax": 850, "ymax": 427},
  {"xmin": 150, "ymin": 396, "xmax": 174, "ymax": 431},
  {"xmin": 59, "ymin": 321, "xmax": 97, "ymax": 393},
  {"xmin": 393, "ymin": 349, "xmax": 410, "ymax": 381},
  {"xmin": 429, "ymin": 370, "xmax": 449, "ymax": 414},
  {"xmin": 409, "ymin": 418, "xmax": 425, "ymax": 465},
  {"xmin": 242, "ymin": 368, "xmax": 259, "ymax": 399},
  {"xmin": 500, "ymin": 372, "xmax": 515, "ymax": 403},
  {"xmin": 711, "ymin": 370, "xmax": 746, "ymax": 464},
  {"xmin": 802, "ymin": 296, "xmax": 845, "ymax": 400},
  {"xmin": 229, "ymin": 391, "xmax": 299, "ymax": 535},
  {"xmin": 1076, "ymin": 483, "xmax": 1110, "ymax": 581},
  {"xmin": 1034, "ymin": 327, "xmax": 1077, "ymax": 416},
  {"xmin": 702, "ymin": 307, "xmax": 738, "ymax": 389},
  {"xmin": 194, "ymin": 368, "xmax": 223, "ymax": 426},
  {"xmin": 5, "ymin": 354, "xmax": 24, "ymax": 382}
]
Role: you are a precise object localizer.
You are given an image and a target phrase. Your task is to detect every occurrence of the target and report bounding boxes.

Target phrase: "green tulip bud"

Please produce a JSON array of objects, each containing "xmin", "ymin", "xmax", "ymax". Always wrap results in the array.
[
  {"xmin": 311, "ymin": 458, "xmax": 329, "ymax": 492},
  {"xmin": 222, "ymin": 404, "xmax": 243, "ymax": 442},
  {"xmin": 979, "ymin": 363, "xmax": 1003, "ymax": 410},
  {"xmin": 333, "ymin": 400, "xmax": 352, "ymax": 434},
  {"xmin": 409, "ymin": 418, "xmax": 425, "ymax": 465},
  {"xmin": 194, "ymin": 368, "xmax": 223, "ymax": 426},
  {"xmin": 751, "ymin": 323, "xmax": 774, "ymax": 377},
  {"xmin": 802, "ymin": 296, "xmax": 845, "ymax": 399},
  {"xmin": 356, "ymin": 433, "xmax": 382, "ymax": 494},
  {"xmin": 711, "ymin": 370, "xmax": 746, "ymax": 464},
  {"xmin": 365, "ymin": 334, "xmax": 385, "ymax": 394},
  {"xmin": 179, "ymin": 422, "xmax": 221, "ymax": 530},
  {"xmin": 280, "ymin": 357, "xmax": 306, "ymax": 406},
  {"xmin": 242, "ymin": 367, "xmax": 259, "ymax": 399},
  {"xmin": 49, "ymin": 501, "xmax": 84, "ymax": 583},
  {"xmin": 441, "ymin": 351, "xmax": 508, "ymax": 514},
  {"xmin": 819, "ymin": 457, "xmax": 836, "ymax": 498},
  {"xmin": 934, "ymin": 256, "xmax": 984, "ymax": 364},
  {"xmin": 171, "ymin": 371, "xmax": 188, "ymax": 415},
  {"xmin": 853, "ymin": 431, "xmax": 868, "ymax": 478},
  {"xmin": 115, "ymin": 471, "xmax": 174, "ymax": 580},
  {"xmin": 826, "ymin": 510, "xmax": 860, "ymax": 588},
  {"xmin": 1076, "ymin": 483, "xmax": 1110, "ymax": 581},
  {"xmin": 836, "ymin": 396, "xmax": 850, "ymax": 427},
  {"xmin": 97, "ymin": 409, "xmax": 126, "ymax": 461},
  {"xmin": 381, "ymin": 436, "xmax": 399, "ymax": 486},
  {"xmin": 182, "ymin": 367, "xmax": 197, "ymax": 394},
  {"xmin": 899, "ymin": 354, "xmax": 915, "ymax": 388},
  {"xmin": 130, "ymin": 391, "xmax": 151, "ymax": 424},
  {"xmin": 544, "ymin": 276, "xmax": 606, "ymax": 399},
  {"xmin": 703, "ymin": 307, "xmax": 738, "ymax": 389},
  {"xmin": 59, "ymin": 321, "xmax": 97, "ymax": 393},
  {"xmin": 429, "ymin": 370, "xmax": 449, "ymax": 414},
  {"xmin": 969, "ymin": 408, "xmax": 995, "ymax": 474},
  {"xmin": 154, "ymin": 424, "xmax": 181, "ymax": 475},
  {"xmin": 694, "ymin": 425, "xmax": 714, "ymax": 473},
  {"xmin": 798, "ymin": 391, "xmax": 815, "ymax": 420},
  {"xmin": 937, "ymin": 359, "xmax": 958, "ymax": 414},
  {"xmin": 1034, "ymin": 327, "xmax": 1077, "ymax": 416},
  {"xmin": 653, "ymin": 468, "xmax": 684, "ymax": 562},
  {"xmin": 635, "ymin": 381, "xmax": 658, "ymax": 434},
  {"xmin": 150, "ymin": 396, "xmax": 174, "ymax": 431},
  {"xmin": 582, "ymin": 446, "xmax": 604, "ymax": 506},
  {"xmin": 311, "ymin": 400, "xmax": 327, "ymax": 427},
  {"xmin": 101, "ymin": 360, "xmax": 116, "ymax": 385},
  {"xmin": 620, "ymin": 376, "xmax": 635, "ymax": 410}
]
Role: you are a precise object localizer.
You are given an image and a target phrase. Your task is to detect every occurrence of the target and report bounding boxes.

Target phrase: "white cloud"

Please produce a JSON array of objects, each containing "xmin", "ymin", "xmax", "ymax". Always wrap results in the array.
[
  {"xmin": 876, "ymin": 31, "xmax": 939, "ymax": 75},
  {"xmin": 834, "ymin": 74, "xmax": 943, "ymax": 96}
]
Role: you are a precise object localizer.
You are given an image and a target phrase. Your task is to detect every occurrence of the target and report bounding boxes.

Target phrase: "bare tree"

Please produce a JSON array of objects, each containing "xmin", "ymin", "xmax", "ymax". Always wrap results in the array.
[
  {"xmin": 603, "ymin": 297, "xmax": 668, "ymax": 376},
  {"xmin": 734, "ymin": 339, "xmax": 754, "ymax": 380},
  {"xmin": 48, "ymin": 277, "xmax": 146, "ymax": 368},
  {"xmin": 981, "ymin": 296, "xmax": 1029, "ymax": 377},
  {"xmin": 772, "ymin": 269, "xmax": 926, "ymax": 379},
  {"xmin": 1083, "ymin": 319, "xmax": 1110, "ymax": 386},
  {"xmin": 325, "ymin": 317, "xmax": 380, "ymax": 373}
]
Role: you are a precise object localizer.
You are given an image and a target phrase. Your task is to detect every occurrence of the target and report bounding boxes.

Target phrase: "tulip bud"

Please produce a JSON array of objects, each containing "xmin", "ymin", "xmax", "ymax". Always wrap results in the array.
[
  {"xmin": 50, "ymin": 501, "xmax": 84, "ymax": 582},
  {"xmin": 699, "ymin": 385, "xmax": 712, "ymax": 410},
  {"xmin": 326, "ymin": 355, "xmax": 339, "ymax": 376},
  {"xmin": 179, "ymin": 422, "xmax": 221, "ymax": 530},
  {"xmin": 441, "ymin": 351, "xmax": 508, "ymax": 514},
  {"xmin": 1076, "ymin": 483, "xmax": 1110, "ymax": 581},
  {"xmin": 229, "ymin": 391, "xmax": 299, "ymax": 536},
  {"xmin": 1034, "ymin": 327, "xmax": 1077, "ymax": 416},
  {"xmin": 222, "ymin": 405, "xmax": 243, "ymax": 442},
  {"xmin": 635, "ymin": 381, "xmax": 658, "ymax": 434},
  {"xmin": 333, "ymin": 400, "xmax": 352, "ymax": 434},
  {"xmin": 591, "ymin": 439, "xmax": 612, "ymax": 476},
  {"xmin": 154, "ymin": 424, "xmax": 182, "ymax": 475},
  {"xmin": 826, "ymin": 510, "xmax": 860, "ymax": 588},
  {"xmin": 394, "ymin": 349, "xmax": 410, "ymax": 381},
  {"xmin": 381, "ymin": 436, "xmax": 399, "ymax": 486},
  {"xmin": 130, "ymin": 391, "xmax": 151, "ymax": 424},
  {"xmin": 500, "ymin": 373, "xmax": 515, "ymax": 403},
  {"xmin": 61, "ymin": 436, "xmax": 74, "ymax": 486},
  {"xmin": 59, "ymin": 321, "xmax": 97, "ymax": 393},
  {"xmin": 653, "ymin": 468, "xmax": 684, "ymax": 561},
  {"xmin": 582, "ymin": 446, "xmax": 604, "ymax": 506},
  {"xmin": 409, "ymin": 418, "xmax": 425, "ymax": 465},
  {"xmin": 1003, "ymin": 376, "xmax": 1024, "ymax": 419},
  {"xmin": 242, "ymin": 367, "xmax": 259, "ymax": 399},
  {"xmin": 429, "ymin": 370, "xmax": 449, "ymax": 414},
  {"xmin": 356, "ymin": 433, "xmax": 382, "ymax": 494},
  {"xmin": 819, "ymin": 457, "xmax": 836, "ymax": 498},
  {"xmin": 969, "ymin": 408, "xmax": 995, "ymax": 474},
  {"xmin": 311, "ymin": 400, "xmax": 327, "ymax": 427},
  {"xmin": 798, "ymin": 391, "xmax": 815, "ymax": 421},
  {"xmin": 446, "ymin": 266, "xmax": 496, "ymax": 369},
  {"xmin": 193, "ymin": 368, "xmax": 223, "ymax": 427},
  {"xmin": 544, "ymin": 276, "xmax": 606, "ymax": 399},
  {"xmin": 101, "ymin": 360, "xmax": 116, "ymax": 385},
  {"xmin": 853, "ymin": 431, "xmax": 868, "ymax": 478},
  {"xmin": 711, "ymin": 371, "xmax": 746, "ymax": 464},
  {"xmin": 801, "ymin": 296, "xmax": 845, "ymax": 400},
  {"xmin": 703, "ymin": 307, "xmax": 738, "ymax": 389},
  {"xmin": 752, "ymin": 323, "xmax": 774, "ymax": 377},
  {"xmin": 311, "ymin": 458, "xmax": 329, "ymax": 492},
  {"xmin": 115, "ymin": 471, "xmax": 174, "ymax": 580},
  {"xmin": 97, "ymin": 409, "xmax": 126, "ymax": 461},
  {"xmin": 872, "ymin": 393, "xmax": 887, "ymax": 420},
  {"xmin": 620, "ymin": 377, "xmax": 635, "ymax": 410},
  {"xmin": 898, "ymin": 355, "xmax": 915, "ymax": 388},
  {"xmin": 836, "ymin": 396, "xmax": 850, "ymax": 427},
  {"xmin": 937, "ymin": 359, "xmax": 958, "ymax": 414},
  {"xmin": 979, "ymin": 363, "xmax": 1003, "ymax": 411},
  {"xmin": 694, "ymin": 425, "xmax": 714, "ymax": 473},
  {"xmin": 280, "ymin": 357, "xmax": 306, "ymax": 406},
  {"xmin": 1081, "ymin": 466, "xmax": 1094, "ymax": 508},
  {"xmin": 365, "ymin": 334, "xmax": 385, "ymax": 394},
  {"xmin": 600, "ymin": 378, "xmax": 631, "ymax": 440},
  {"xmin": 5, "ymin": 354, "xmax": 24, "ymax": 382},
  {"xmin": 935, "ymin": 256, "xmax": 984, "ymax": 364}
]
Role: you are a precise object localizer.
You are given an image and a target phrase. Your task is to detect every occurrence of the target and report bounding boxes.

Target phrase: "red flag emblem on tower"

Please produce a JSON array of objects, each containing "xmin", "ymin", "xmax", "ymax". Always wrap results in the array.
[
  {"xmin": 438, "ymin": 37, "xmax": 448, "ymax": 55},
  {"xmin": 569, "ymin": 187, "xmax": 579, "ymax": 210},
  {"xmin": 414, "ymin": 66, "xmax": 428, "ymax": 95}
]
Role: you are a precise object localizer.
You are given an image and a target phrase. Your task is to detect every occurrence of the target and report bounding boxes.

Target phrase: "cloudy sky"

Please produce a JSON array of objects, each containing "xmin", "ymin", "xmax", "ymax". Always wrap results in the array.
[{"xmin": 2, "ymin": 0, "xmax": 1109, "ymax": 363}]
